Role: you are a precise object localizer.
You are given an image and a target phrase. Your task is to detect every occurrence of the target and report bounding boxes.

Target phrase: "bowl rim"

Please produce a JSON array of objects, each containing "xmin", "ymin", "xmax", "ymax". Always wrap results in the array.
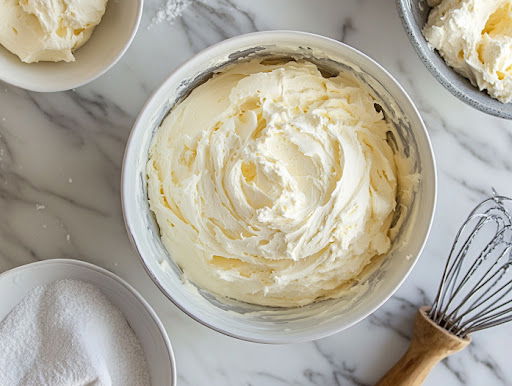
[
  {"xmin": 0, "ymin": 258, "xmax": 177, "ymax": 384},
  {"xmin": 0, "ymin": 0, "xmax": 144, "ymax": 92},
  {"xmin": 395, "ymin": 0, "xmax": 512, "ymax": 120},
  {"xmin": 121, "ymin": 30, "xmax": 438, "ymax": 344}
]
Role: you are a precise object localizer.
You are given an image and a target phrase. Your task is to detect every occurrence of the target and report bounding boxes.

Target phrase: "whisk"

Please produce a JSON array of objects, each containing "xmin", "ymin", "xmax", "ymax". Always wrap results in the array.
[{"xmin": 377, "ymin": 193, "xmax": 512, "ymax": 386}]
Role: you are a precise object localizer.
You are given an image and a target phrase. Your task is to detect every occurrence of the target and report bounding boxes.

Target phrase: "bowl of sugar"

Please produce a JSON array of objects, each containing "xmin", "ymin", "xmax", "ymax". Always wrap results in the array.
[{"xmin": 0, "ymin": 259, "xmax": 176, "ymax": 385}]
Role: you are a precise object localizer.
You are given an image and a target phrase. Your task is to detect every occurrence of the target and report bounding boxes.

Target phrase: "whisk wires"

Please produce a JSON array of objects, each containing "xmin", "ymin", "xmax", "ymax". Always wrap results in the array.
[{"xmin": 429, "ymin": 194, "xmax": 512, "ymax": 337}]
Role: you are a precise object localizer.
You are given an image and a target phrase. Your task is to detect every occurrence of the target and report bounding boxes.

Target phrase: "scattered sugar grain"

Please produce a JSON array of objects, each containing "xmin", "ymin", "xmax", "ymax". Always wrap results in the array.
[{"xmin": 150, "ymin": 0, "xmax": 191, "ymax": 28}]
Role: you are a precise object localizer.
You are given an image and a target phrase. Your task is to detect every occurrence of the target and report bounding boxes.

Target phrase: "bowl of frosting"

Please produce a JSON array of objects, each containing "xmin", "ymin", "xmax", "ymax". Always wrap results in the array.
[
  {"xmin": 0, "ymin": 0, "xmax": 143, "ymax": 92},
  {"xmin": 397, "ymin": 0, "xmax": 512, "ymax": 119},
  {"xmin": 122, "ymin": 31, "xmax": 437, "ymax": 343}
]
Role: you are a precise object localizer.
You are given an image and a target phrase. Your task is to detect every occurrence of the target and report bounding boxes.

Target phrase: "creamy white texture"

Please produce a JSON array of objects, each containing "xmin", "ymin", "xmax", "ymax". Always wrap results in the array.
[
  {"xmin": 423, "ymin": 0, "xmax": 512, "ymax": 103},
  {"xmin": 0, "ymin": 0, "xmax": 107, "ymax": 63},
  {"xmin": 147, "ymin": 59, "xmax": 406, "ymax": 307}
]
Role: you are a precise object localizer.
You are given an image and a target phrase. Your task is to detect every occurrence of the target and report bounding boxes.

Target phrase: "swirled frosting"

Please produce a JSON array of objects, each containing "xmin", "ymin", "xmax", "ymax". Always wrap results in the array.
[{"xmin": 147, "ymin": 59, "xmax": 406, "ymax": 307}]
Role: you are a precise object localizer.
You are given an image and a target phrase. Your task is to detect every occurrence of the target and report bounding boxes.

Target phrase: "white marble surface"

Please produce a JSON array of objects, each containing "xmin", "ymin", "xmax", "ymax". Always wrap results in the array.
[{"xmin": 0, "ymin": 0, "xmax": 511, "ymax": 385}]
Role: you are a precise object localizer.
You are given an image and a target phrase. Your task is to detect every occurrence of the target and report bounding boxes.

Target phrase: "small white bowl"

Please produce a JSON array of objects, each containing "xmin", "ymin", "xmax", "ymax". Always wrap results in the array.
[
  {"xmin": 0, "ymin": 0, "xmax": 143, "ymax": 92},
  {"xmin": 0, "ymin": 259, "xmax": 176, "ymax": 385},
  {"xmin": 122, "ymin": 31, "xmax": 437, "ymax": 344}
]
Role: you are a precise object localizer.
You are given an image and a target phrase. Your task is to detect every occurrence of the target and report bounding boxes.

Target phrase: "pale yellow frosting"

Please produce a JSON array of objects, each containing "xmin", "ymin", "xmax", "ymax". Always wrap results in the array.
[
  {"xmin": 147, "ymin": 59, "xmax": 405, "ymax": 307},
  {"xmin": 424, "ymin": 0, "xmax": 512, "ymax": 103},
  {"xmin": 0, "ymin": 0, "xmax": 107, "ymax": 63}
]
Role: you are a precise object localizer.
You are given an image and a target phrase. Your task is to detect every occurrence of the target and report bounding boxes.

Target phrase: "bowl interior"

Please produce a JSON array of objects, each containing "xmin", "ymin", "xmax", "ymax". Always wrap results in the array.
[
  {"xmin": 397, "ymin": 0, "xmax": 512, "ymax": 119},
  {"xmin": 0, "ymin": 0, "xmax": 142, "ymax": 92},
  {"xmin": 0, "ymin": 259, "xmax": 175, "ymax": 385},
  {"xmin": 123, "ymin": 32, "xmax": 436, "ymax": 343}
]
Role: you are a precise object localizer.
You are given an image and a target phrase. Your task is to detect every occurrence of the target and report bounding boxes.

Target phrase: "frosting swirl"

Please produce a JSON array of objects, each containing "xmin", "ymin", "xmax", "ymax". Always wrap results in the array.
[{"xmin": 147, "ymin": 59, "xmax": 403, "ymax": 307}]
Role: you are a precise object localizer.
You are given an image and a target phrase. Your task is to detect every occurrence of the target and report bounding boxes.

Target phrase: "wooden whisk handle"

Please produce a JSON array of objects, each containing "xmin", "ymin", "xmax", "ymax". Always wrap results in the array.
[{"xmin": 376, "ymin": 306, "xmax": 470, "ymax": 386}]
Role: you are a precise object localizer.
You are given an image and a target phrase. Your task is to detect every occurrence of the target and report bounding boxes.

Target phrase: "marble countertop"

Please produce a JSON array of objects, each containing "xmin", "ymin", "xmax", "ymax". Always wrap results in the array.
[{"xmin": 1, "ymin": 0, "xmax": 511, "ymax": 385}]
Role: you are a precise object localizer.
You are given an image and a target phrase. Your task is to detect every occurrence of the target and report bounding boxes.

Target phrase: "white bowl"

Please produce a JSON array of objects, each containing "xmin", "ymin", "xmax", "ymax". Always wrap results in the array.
[
  {"xmin": 0, "ymin": 0, "xmax": 143, "ymax": 92},
  {"xmin": 0, "ymin": 259, "xmax": 176, "ymax": 385},
  {"xmin": 122, "ymin": 31, "xmax": 437, "ymax": 343}
]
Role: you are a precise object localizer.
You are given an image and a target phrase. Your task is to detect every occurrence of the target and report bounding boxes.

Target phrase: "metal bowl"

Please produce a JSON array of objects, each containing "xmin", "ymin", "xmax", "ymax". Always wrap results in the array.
[{"xmin": 396, "ymin": 0, "xmax": 512, "ymax": 119}]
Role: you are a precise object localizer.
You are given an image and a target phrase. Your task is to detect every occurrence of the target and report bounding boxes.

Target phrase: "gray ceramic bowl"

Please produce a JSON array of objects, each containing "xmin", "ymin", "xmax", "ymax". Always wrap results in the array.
[{"xmin": 396, "ymin": 0, "xmax": 512, "ymax": 119}]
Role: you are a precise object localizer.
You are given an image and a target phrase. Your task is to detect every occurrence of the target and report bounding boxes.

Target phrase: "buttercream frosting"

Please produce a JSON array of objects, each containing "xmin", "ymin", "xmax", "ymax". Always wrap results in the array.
[
  {"xmin": 147, "ymin": 59, "xmax": 407, "ymax": 307},
  {"xmin": 424, "ymin": 0, "xmax": 512, "ymax": 103},
  {"xmin": 0, "ymin": 0, "xmax": 107, "ymax": 63}
]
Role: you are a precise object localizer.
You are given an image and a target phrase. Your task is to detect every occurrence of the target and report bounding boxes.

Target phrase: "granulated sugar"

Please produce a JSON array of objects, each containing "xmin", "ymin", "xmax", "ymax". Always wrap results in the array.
[
  {"xmin": 0, "ymin": 279, "xmax": 150, "ymax": 385},
  {"xmin": 150, "ymin": 0, "xmax": 191, "ymax": 27}
]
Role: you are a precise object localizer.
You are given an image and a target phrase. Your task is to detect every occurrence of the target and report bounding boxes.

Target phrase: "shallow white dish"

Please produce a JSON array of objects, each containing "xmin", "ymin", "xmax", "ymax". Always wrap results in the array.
[
  {"xmin": 0, "ymin": 0, "xmax": 143, "ymax": 92},
  {"xmin": 122, "ymin": 30, "xmax": 437, "ymax": 344},
  {"xmin": 0, "ymin": 259, "xmax": 176, "ymax": 385}
]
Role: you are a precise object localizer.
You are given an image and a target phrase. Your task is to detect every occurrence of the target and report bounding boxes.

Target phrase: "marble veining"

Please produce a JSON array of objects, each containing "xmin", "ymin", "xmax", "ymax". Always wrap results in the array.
[{"xmin": 0, "ymin": 0, "xmax": 511, "ymax": 385}]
